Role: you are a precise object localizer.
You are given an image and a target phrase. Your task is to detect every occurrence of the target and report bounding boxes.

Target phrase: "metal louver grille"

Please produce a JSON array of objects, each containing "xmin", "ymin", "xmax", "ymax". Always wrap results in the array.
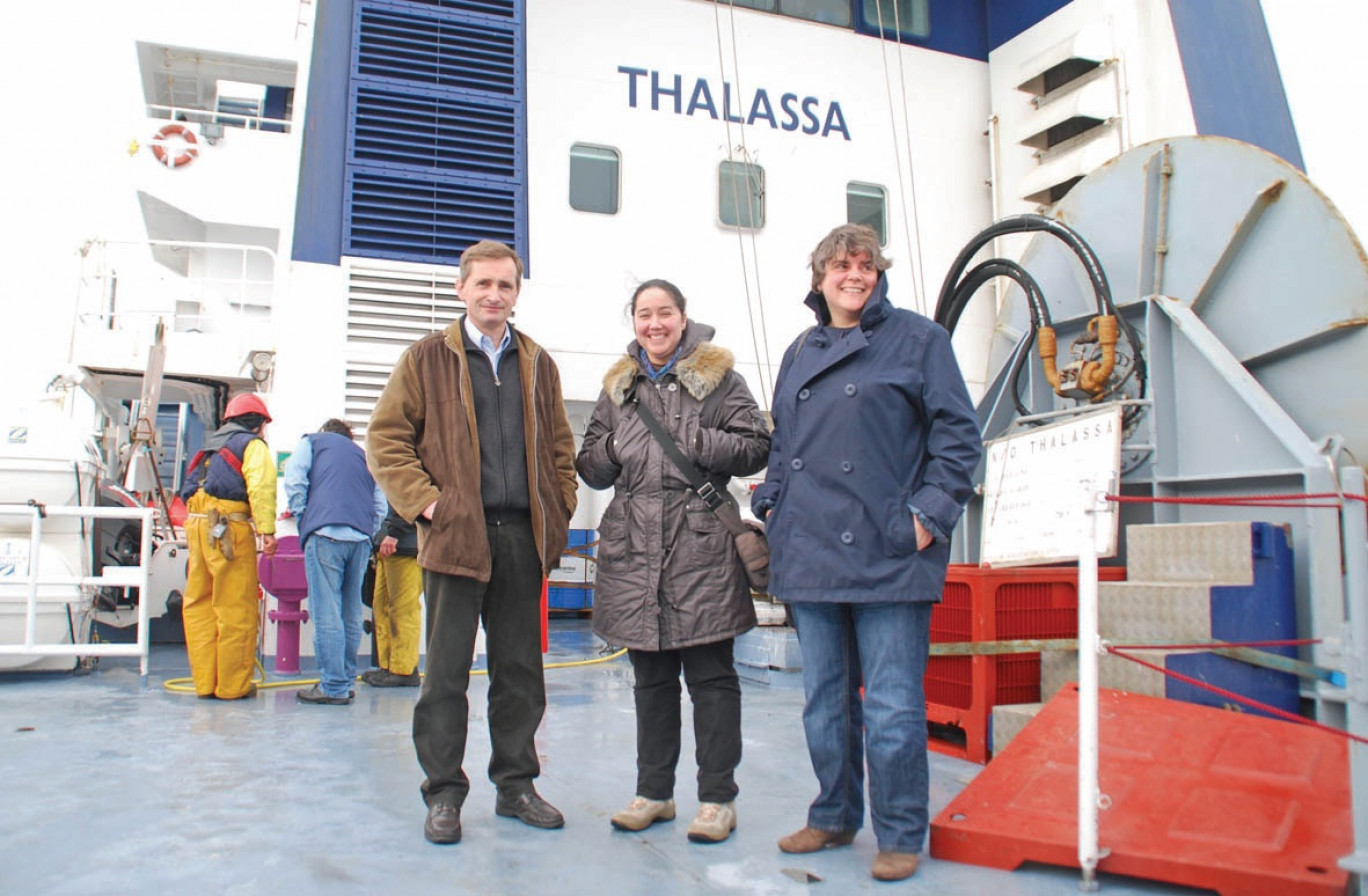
[
  {"xmin": 357, "ymin": 8, "xmax": 516, "ymax": 94},
  {"xmin": 353, "ymin": 85, "xmax": 516, "ymax": 177},
  {"xmin": 400, "ymin": 0, "xmax": 516, "ymax": 17},
  {"xmin": 346, "ymin": 0, "xmax": 527, "ymax": 268},
  {"xmin": 346, "ymin": 171, "xmax": 518, "ymax": 261},
  {"xmin": 344, "ymin": 260, "xmax": 464, "ymax": 438}
]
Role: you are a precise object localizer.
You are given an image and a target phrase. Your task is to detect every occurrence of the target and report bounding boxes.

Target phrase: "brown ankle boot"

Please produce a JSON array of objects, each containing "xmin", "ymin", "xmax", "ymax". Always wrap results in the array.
[
  {"xmin": 871, "ymin": 851, "xmax": 919, "ymax": 881},
  {"xmin": 777, "ymin": 826, "xmax": 857, "ymax": 854}
]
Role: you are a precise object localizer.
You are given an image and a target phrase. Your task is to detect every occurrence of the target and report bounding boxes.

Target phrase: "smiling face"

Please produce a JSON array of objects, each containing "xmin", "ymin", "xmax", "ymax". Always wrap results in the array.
[
  {"xmin": 633, "ymin": 286, "xmax": 687, "ymax": 366},
  {"xmin": 459, "ymin": 257, "xmax": 521, "ymax": 341},
  {"xmin": 819, "ymin": 248, "xmax": 877, "ymax": 327}
]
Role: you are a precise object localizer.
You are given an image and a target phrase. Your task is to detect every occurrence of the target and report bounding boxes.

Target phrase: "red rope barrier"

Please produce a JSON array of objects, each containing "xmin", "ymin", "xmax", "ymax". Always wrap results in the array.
[
  {"xmin": 1106, "ymin": 646, "xmax": 1368, "ymax": 746},
  {"xmin": 1111, "ymin": 638, "xmax": 1319, "ymax": 651}
]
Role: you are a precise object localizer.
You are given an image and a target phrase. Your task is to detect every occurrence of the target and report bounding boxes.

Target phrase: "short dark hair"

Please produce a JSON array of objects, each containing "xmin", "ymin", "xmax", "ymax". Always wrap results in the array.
[
  {"xmin": 320, "ymin": 418, "xmax": 353, "ymax": 439},
  {"xmin": 629, "ymin": 279, "xmax": 688, "ymax": 316}
]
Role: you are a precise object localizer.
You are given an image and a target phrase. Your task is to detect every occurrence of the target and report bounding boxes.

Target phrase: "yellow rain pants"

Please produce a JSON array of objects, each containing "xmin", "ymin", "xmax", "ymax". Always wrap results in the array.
[
  {"xmin": 373, "ymin": 553, "xmax": 422, "ymax": 676},
  {"xmin": 183, "ymin": 490, "xmax": 260, "ymax": 699}
]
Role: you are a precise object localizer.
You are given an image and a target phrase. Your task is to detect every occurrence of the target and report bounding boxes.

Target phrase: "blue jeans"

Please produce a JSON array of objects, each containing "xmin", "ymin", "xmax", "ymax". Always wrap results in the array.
[
  {"xmin": 789, "ymin": 601, "xmax": 933, "ymax": 853},
  {"xmin": 304, "ymin": 535, "xmax": 370, "ymax": 698}
]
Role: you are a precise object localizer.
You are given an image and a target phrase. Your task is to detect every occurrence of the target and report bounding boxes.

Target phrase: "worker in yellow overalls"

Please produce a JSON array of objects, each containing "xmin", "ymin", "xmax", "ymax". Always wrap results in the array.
[{"xmin": 180, "ymin": 393, "xmax": 278, "ymax": 699}]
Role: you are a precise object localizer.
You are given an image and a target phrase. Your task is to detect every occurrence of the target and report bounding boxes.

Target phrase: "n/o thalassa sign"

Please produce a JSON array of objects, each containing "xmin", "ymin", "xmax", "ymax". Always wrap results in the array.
[{"xmin": 980, "ymin": 406, "xmax": 1122, "ymax": 567}]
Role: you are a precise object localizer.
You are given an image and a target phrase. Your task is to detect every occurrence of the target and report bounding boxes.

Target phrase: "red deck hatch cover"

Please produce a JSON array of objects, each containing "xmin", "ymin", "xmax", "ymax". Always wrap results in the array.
[{"xmin": 930, "ymin": 685, "xmax": 1351, "ymax": 895}]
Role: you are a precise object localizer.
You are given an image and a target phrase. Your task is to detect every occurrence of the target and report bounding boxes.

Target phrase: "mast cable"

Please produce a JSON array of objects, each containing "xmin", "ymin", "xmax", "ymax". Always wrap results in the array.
[
  {"xmin": 889, "ymin": 0, "xmax": 928, "ymax": 314},
  {"xmin": 872, "ymin": 0, "xmax": 924, "ymax": 314},
  {"xmin": 714, "ymin": 1, "xmax": 773, "ymax": 408}
]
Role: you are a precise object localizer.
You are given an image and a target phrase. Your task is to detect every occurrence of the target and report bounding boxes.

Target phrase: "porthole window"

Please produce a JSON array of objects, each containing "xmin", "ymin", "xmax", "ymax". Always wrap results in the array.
[
  {"xmin": 569, "ymin": 143, "xmax": 620, "ymax": 215},
  {"xmin": 847, "ymin": 182, "xmax": 887, "ymax": 245},
  {"xmin": 720, "ymin": 160, "xmax": 764, "ymax": 229}
]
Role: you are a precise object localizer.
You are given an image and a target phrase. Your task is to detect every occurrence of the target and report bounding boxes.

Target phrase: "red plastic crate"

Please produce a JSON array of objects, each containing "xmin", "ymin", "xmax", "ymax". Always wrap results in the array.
[{"xmin": 926, "ymin": 564, "xmax": 1127, "ymax": 763}]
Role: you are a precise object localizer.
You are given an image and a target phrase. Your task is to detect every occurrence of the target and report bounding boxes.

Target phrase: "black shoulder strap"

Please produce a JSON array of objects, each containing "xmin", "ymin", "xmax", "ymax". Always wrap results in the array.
[
  {"xmin": 632, "ymin": 397, "xmax": 710, "ymax": 498},
  {"xmin": 632, "ymin": 396, "xmax": 748, "ymax": 537}
]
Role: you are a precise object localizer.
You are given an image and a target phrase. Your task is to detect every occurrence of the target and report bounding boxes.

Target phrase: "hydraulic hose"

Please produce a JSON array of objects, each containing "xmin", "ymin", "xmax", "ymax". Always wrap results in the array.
[
  {"xmin": 934, "ymin": 214, "xmax": 1147, "ymax": 411},
  {"xmin": 936, "ymin": 259, "xmax": 1049, "ymax": 418},
  {"xmin": 937, "ymin": 259, "xmax": 1050, "ymax": 336},
  {"xmin": 934, "ymin": 213, "xmax": 1114, "ymax": 321}
]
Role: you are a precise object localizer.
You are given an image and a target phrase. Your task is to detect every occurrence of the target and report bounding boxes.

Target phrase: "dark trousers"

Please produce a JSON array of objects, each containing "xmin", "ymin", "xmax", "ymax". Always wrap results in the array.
[
  {"xmin": 630, "ymin": 639, "xmax": 742, "ymax": 804},
  {"xmin": 413, "ymin": 519, "xmax": 545, "ymax": 809}
]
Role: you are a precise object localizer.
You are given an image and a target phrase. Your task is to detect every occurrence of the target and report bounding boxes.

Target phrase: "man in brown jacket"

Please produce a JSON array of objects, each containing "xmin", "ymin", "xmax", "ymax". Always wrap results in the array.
[{"xmin": 367, "ymin": 240, "xmax": 578, "ymax": 845}]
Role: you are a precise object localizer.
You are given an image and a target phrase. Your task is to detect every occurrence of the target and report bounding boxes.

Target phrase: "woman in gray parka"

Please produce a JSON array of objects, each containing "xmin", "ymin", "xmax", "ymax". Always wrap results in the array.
[{"xmin": 576, "ymin": 279, "xmax": 770, "ymax": 845}]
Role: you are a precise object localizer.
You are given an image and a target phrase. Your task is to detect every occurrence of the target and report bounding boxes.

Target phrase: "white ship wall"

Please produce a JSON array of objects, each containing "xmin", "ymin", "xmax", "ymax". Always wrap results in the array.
[
  {"xmin": 514, "ymin": 0, "xmax": 993, "ymax": 404},
  {"xmin": 0, "ymin": 0, "xmax": 306, "ymax": 400}
]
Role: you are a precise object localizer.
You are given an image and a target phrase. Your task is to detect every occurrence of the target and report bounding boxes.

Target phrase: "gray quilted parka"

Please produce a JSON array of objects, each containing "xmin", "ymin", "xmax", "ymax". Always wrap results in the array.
[{"xmin": 576, "ymin": 322, "xmax": 771, "ymax": 650}]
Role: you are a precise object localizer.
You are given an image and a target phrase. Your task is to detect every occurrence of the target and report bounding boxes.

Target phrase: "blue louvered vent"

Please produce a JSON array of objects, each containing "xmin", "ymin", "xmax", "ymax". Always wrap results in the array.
[
  {"xmin": 397, "ymin": 0, "xmax": 515, "ymax": 18},
  {"xmin": 346, "ymin": 0, "xmax": 527, "ymax": 268},
  {"xmin": 346, "ymin": 171, "xmax": 517, "ymax": 260},
  {"xmin": 353, "ymin": 85, "xmax": 516, "ymax": 178},
  {"xmin": 357, "ymin": 8, "xmax": 516, "ymax": 94}
]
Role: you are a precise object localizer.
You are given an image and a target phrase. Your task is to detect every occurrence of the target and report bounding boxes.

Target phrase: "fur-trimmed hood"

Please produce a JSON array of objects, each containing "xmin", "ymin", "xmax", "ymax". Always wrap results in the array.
[{"xmin": 603, "ymin": 321, "xmax": 734, "ymax": 406}]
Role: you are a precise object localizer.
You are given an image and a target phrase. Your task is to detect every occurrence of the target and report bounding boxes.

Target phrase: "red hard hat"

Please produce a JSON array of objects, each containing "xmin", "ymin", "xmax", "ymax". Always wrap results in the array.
[{"xmin": 224, "ymin": 392, "xmax": 272, "ymax": 423}]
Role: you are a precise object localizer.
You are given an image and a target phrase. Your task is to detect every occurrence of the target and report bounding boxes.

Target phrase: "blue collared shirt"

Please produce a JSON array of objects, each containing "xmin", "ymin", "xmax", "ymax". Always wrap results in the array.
[
  {"xmin": 464, "ymin": 315, "xmax": 512, "ymax": 375},
  {"xmin": 283, "ymin": 436, "xmax": 387, "ymax": 542}
]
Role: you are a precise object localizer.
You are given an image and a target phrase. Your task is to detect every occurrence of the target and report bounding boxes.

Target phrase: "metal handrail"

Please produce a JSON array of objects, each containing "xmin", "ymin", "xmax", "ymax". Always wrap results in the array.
[
  {"xmin": 77, "ymin": 239, "xmax": 278, "ymax": 334},
  {"xmin": 147, "ymin": 103, "xmax": 293, "ymax": 133},
  {"xmin": 0, "ymin": 504, "xmax": 154, "ymax": 679}
]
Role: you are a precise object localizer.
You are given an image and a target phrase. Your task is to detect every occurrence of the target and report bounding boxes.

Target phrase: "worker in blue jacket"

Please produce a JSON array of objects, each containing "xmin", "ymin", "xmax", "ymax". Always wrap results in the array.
[
  {"xmin": 284, "ymin": 418, "xmax": 387, "ymax": 705},
  {"xmin": 752, "ymin": 224, "xmax": 982, "ymax": 883}
]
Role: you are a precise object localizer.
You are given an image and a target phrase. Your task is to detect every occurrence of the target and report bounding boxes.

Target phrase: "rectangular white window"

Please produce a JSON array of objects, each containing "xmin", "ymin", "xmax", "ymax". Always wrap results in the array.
[
  {"xmin": 719, "ymin": 161, "xmax": 765, "ymax": 229},
  {"xmin": 847, "ymin": 182, "xmax": 887, "ymax": 245},
  {"xmin": 569, "ymin": 144, "xmax": 620, "ymax": 214}
]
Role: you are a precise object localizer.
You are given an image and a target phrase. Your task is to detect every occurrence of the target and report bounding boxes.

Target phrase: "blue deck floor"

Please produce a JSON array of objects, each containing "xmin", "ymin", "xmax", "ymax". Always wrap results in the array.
[{"xmin": 0, "ymin": 619, "xmax": 1204, "ymax": 894}]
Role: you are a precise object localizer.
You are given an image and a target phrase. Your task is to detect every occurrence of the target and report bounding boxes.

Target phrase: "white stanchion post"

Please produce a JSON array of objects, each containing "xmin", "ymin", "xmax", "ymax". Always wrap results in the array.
[
  {"xmin": 1077, "ymin": 478, "xmax": 1104, "ymax": 891},
  {"xmin": 136, "ymin": 507, "xmax": 154, "ymax": 682},
  {"xmin": 1339, "ymin": 466, "xmax": 1368, "ymax": 892}
]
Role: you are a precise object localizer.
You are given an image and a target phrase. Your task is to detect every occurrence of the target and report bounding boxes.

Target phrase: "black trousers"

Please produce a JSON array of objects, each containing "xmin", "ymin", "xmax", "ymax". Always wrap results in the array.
[
  {"xmin": 413, "ymin": 519, "xmax": 545, "ymax": 809},
  {"xmin": 629, "ymin": 639, "xmax": 742, "ymax": 804}
]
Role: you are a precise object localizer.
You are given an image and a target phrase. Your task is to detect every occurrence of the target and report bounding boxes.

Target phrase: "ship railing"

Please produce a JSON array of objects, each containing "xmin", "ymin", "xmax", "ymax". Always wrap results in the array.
[
  {"xmin": 0, "ymin": 504, "xmax": 155, "ymax": 680},
  {"xmin": 76, "ymin": 239, "xmax": 277, "ymax": 337},
  {"xmin": 147, "ymin": 103, "xmax": 292, "ymax": 134}
]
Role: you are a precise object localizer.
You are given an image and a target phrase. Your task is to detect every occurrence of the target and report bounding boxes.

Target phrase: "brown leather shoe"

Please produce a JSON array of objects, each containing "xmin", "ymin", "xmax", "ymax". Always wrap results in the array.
[
  {"xmin": 495, "ymin": 790, "xmax": 565, "ymax": 829},
  {"xmin": 871, "ymin": 851, "xmax": 920, "ymax": 881},
  {"xmin": 777, "ymin": 826, "xmax": 857, "ymax": 854},
  {"xmin": 424, "ymin": 803, "xmax": 461, "ymax": 844}
]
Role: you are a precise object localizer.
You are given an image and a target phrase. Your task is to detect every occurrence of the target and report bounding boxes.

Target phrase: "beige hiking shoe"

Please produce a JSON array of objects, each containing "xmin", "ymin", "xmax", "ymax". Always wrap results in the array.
[
  {"xmin": 687, "ymin": 802, "xmax": 737, "ymax": 843},
  {"xmin": 610, "ymin": 796, "xmax": 676, "ymax": 831}
]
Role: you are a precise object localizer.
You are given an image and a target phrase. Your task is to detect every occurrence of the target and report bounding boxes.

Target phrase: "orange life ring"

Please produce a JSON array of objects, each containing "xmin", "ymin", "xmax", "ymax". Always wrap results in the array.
[{"xmin": 151, "ymin": 123, "xmax": 199, "ymax": 168}]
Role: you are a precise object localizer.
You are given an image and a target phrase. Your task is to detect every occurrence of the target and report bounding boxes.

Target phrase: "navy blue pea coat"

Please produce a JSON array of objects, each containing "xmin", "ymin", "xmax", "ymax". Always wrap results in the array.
[{"xmin": 752, "ymin": 277, "xmax": 982, "ymax": 604}]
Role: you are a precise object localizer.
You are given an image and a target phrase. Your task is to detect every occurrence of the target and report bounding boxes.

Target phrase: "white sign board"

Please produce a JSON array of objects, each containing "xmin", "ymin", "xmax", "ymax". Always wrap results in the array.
[{"xmin": 980, "ymin": 406, "xmax": 1122, "ymax": 567}]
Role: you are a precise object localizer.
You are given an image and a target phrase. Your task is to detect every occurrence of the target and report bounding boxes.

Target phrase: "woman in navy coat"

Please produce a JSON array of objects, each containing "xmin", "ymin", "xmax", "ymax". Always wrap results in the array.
[{"xmin": 751, "ymin": 224, "xmax": 982, "ymax": 882}]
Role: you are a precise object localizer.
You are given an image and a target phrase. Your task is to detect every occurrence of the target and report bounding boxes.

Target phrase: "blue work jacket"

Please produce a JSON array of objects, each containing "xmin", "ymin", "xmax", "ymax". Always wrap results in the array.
[{"xmin": 752, "ymin": 277, "xmax": 982, "ymax": 603}]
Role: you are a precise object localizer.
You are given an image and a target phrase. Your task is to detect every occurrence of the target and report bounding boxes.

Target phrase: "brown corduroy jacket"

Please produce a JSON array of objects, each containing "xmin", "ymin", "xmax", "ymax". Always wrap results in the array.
[{"xmin": 366, "ymin": 320, "xmax": 578, "ymax": 580}]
